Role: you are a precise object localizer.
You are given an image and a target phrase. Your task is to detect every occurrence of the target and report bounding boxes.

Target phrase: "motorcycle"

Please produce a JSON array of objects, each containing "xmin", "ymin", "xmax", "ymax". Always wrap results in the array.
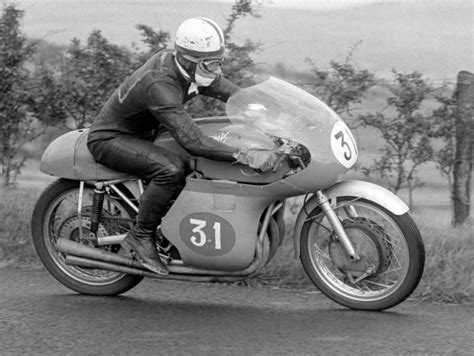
[{"xmin": 32, "ymin": 77, "xmax": 425, "ymax": 311}]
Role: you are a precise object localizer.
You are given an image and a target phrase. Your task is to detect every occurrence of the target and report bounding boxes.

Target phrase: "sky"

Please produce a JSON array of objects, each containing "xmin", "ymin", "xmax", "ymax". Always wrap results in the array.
[
  {"xmin": 5, "ymin": 0, "xmax": 473, "ymax": 79},
  {"xmin": 12, "ymin": 0, "xmax": 382, "ymax": 7}
]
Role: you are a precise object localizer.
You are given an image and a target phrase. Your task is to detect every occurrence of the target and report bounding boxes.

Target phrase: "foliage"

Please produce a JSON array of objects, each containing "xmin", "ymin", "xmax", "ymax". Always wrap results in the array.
[
  {"xmin": 0, "ymin": 5, "xmax": 44, "ymax": 186},
  {"xmin": 132, "ymin": 24, "xmax": 170, "ymax": 67},
  {"xmin": 56, "ymin": 31, "xmax": 133, "ymax": 129},
  {"xmin": 358, "ymin": 71, "xmax": 434, "ymax": 207},
  {"xmin": 305, "ymin": 42, "xmax": 376, "ymax": 119},
  {"xmin": 1, "ymin": 5, "xmax": 135, "ymax": 186},
  {"xmin": 430, "ymin": 94, "xmax": 457, "ymax": 189}
]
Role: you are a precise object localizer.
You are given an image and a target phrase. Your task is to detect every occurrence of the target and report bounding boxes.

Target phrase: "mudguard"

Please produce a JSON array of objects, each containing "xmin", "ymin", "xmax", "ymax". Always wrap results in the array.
[{"xmin": 293, "ymin": 180, "xmax": 409, "ymax": 258}]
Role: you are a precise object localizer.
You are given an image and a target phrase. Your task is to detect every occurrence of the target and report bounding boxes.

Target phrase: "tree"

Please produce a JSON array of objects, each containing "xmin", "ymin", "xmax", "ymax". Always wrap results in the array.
[
  {"xmin": 305, "ymin": 42, "xmax": 376, "ymax": 119},
  {"xmin": 431, "ymin": 94, "xmax": 456, "ymax": 194},
  {"xmin": 132, "ymin": 24, "xmax": 170, "ymax": 67},
  {"xmin": 0, "ymin": 5, "xmax": 37, "ymax": 185},
  {"xmin": 359, "ymin": 71, "xmax": 434, "ymax": 208},
  {"xmin": 57, "ymin": 30, "xmax": 133, "ymax": 129}
]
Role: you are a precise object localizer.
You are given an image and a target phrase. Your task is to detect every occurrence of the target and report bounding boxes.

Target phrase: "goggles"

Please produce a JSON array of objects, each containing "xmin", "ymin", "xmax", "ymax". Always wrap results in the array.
[{"xmin": 183, "ymin": 54, "xmax": 223, "ymax": 74}]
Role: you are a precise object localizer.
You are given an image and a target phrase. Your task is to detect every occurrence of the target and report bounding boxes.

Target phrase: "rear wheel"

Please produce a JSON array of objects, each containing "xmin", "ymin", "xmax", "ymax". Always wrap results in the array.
[
  {"xmin": 300, "ymin": 197, "xmax": 425, "ymax": 311},
  {"xmin": 31, "ymin": 179, "xmax": 143, "ymax": 295}
]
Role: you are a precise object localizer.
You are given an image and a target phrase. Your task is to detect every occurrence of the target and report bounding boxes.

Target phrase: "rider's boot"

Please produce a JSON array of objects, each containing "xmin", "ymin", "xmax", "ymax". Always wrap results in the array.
[{"xmin": 121, "ymin": 225, "xmax": 169, "ymax": 275}]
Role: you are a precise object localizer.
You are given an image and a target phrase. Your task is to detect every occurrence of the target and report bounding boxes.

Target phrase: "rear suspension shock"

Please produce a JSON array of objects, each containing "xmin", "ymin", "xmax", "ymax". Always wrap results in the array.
[{"xmin": 90, "ymin": 183, "xmax": 105, "ymax": 234}]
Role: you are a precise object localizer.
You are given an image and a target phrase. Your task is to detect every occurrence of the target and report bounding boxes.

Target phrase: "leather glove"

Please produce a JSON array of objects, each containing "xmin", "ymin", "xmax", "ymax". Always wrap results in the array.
[{"xmin": 234, "ymin": 149, "xmax": 279, "ymax": 173}]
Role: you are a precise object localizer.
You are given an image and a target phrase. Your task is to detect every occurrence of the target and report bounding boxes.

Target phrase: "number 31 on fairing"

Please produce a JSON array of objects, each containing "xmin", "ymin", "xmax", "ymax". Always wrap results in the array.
[
  {"xmin": 179, "ymin": 212, "xmax": 236, "ymax": 256},
  {"xmin": 330, "ymin": 121, "xmax": 358, "ymax": 168}
]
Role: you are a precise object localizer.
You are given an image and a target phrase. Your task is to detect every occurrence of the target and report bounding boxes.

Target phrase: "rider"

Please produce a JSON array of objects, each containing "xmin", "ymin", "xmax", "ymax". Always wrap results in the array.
[{"xmin": 87, "ymin": 17, "xmax": 278, "ymax": 275}]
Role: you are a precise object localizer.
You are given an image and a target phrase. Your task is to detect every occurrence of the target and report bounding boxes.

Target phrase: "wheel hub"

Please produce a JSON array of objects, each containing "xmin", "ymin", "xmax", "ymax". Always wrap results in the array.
[
  {"xmin": 329, "ymin": 219, "xmax": 391, "ymax": 278},
  {"xmin": 58, "ymin": 214, "xmax": 110, "ymax": 244}
]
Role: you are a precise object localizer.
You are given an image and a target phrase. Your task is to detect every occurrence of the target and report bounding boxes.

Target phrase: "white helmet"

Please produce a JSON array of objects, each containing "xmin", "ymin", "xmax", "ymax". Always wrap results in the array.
[{"xmin": 175, "ymin": 17, "xmax": 225, "ymax": 60}]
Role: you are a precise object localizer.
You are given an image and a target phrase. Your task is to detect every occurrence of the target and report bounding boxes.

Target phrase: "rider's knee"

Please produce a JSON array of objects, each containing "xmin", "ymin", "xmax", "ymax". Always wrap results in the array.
[
  {"xmin": 166, "ymin": 160, "xmax": 186, "ymax": 181},
  {"xmin": 149, "ymin": 157, "xmax": 185, "ymax": 183}
]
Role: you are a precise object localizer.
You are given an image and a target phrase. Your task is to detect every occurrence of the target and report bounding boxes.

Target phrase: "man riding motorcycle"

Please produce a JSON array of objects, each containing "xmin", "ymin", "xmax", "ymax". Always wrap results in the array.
[{"xmin": 87, "ymin": 17, "xmax": 278, "ymax": 275}]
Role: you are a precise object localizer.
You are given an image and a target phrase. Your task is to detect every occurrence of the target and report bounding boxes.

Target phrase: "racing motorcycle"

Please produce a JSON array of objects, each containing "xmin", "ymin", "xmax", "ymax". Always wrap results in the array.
[{"xmin": 31, "ymin": 77, "xmax": 425, "ymax": 311}]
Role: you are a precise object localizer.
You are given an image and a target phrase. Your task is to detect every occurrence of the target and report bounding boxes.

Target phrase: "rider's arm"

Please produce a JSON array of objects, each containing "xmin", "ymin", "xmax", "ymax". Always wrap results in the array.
[
  {"xmin": 199, "ymin": 75, "xmax": 240, "ymax": 102},
  {"xmin": 146, "ymin": 79, "xmax": 239, "ymax": 162}
]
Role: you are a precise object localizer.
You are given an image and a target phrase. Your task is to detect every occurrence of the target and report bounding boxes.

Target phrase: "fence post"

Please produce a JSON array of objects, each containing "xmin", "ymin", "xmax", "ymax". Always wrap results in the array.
[{"xmin": 452, "ymin": 71, "xmax": 473, "ymax": 226}]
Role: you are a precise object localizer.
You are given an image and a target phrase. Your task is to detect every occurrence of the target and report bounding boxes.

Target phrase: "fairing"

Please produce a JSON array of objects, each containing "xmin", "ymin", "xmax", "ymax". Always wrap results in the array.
[{"xmin": 225, "ymin": 76, "xmax": 359, "ymax": 191}]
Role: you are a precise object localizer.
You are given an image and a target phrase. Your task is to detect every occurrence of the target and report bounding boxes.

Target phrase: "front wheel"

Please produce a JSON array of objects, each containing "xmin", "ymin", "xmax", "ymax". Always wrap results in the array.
[
  {"xmin": 300, "ymin": 197, "xmax": 425, "ymax": 311},
  {"xmin": 31, "ymin": 178, "xmax": 143, "ymax": 295}
]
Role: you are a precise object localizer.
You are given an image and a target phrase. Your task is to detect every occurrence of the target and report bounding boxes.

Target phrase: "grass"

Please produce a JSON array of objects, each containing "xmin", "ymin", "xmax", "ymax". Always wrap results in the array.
[
  {"xmin": 413, "ymin": 223, "xmax": 473, "ymax": 303},
  {"xmin": 0, "ymin": 186, "xmax": 43, "ymax": 269}
]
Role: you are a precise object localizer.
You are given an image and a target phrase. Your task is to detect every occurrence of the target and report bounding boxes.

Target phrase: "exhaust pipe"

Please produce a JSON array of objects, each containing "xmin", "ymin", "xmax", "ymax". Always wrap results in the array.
[
  {"xmin": 66, "ymin": 255, "xmax": 157, "ymax": 278},
  {"xmin": 56, "ymin": 237, "xmax": 269, "ymax": 279},
  {"xmin": 64, "ymin": 255, "xmax": 244, "ymax": 282},
  {"xmin": 57, "ymin": 238, "xmax": 144, "ymax": 270}
]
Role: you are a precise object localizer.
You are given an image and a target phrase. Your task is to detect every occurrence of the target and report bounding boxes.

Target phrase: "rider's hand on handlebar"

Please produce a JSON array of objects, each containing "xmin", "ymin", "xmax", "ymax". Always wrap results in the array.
[{"xmin": 234, "ymin": 149, "xmax": 280, "ymax": 173}]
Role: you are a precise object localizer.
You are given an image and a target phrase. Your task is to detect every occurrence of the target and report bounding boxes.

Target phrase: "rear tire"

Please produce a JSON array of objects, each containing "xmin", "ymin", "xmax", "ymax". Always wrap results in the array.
[
  {"xmin": 300, "ymin": 197, "xmax": 425, "ymax": 311},
  {"xmin": 31, "ymin": 179, "xmax": 143, "ymax": 296}
]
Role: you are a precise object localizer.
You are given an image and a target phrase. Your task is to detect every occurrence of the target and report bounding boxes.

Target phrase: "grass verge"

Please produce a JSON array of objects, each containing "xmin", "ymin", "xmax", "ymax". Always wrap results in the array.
[
  {"xmin": 0, "ymin": 186, "xmax": 43, "ymax": 268},
  {"xmin": 1, "ymin": 185, "xmax": 472, "ymax": 304},
  {"xmin": 413, "ymin": 224, "xmax": 473, "ymax": 303}
]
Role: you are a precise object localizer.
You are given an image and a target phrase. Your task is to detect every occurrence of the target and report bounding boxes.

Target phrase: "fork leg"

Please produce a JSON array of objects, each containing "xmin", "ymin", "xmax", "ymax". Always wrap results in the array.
[{"xmin": 316, "ymin": 191, "xmax": 360, "ymax": 261}]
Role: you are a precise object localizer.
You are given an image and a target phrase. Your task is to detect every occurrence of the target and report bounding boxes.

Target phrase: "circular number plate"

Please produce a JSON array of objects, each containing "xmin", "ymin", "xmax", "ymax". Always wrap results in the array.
[
  {"xmin": 179, "ymin": 213, "xmax": 236, "ymax": 256},
  {"xmin": 330, "ymin": 121, "xmax": 358, "ymax": 168}
]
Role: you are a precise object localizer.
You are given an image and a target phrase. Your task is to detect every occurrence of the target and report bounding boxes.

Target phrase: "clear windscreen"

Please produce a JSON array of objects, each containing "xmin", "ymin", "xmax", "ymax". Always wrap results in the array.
[{"xmin": 226, "ymin": 76, "xmax": 341, "ymax": 154}]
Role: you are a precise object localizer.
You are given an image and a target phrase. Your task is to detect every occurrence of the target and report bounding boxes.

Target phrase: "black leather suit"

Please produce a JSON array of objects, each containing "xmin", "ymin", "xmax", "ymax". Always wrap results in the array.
[{"xmin": 87, "ymin": 50, "xmax": 240, "ymax": 239}]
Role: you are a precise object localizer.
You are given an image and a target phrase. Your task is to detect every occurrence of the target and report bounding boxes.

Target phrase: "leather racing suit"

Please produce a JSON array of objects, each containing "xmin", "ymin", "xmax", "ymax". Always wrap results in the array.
[{"xmin": 87, "ymin": 50, "xmax": 240, "ymax": 241}]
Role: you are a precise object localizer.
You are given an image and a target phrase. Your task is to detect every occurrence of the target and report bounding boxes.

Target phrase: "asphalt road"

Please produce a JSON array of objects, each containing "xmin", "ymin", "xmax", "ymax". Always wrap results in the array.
[{"xmin": 0, "ymin": 268, "xmax": 472, "ymax": 355}]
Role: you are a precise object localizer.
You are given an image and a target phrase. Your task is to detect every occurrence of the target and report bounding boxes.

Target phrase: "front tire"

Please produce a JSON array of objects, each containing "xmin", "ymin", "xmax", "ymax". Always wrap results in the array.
[
  {"xmin": 31, "ymin": 178, "xmax": 143, "ymax": 296},
  {"xmin": 300, "ymin": 197, "xmax": 425, "ymax": 311}
]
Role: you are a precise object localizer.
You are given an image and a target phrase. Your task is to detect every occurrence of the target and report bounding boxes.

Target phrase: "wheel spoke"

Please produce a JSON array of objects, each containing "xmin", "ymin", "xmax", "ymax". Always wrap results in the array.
[
  {"xmin": 312, "ymin": 243, "xmax": 331, "ymax": 260},
  {"xmin": 362, "ymin": 279, "xmax": 396, "ymax": 289},
  {"xmin": 378, "ymin": 266, "xmax": 402, "ymax": 275},
  {"xmin": 305, "ymin": 199, "xmax": 412, "ymax": 302},
  {"xmin": 45, "ymin": 186, "xmax": 134, "ymax": 284}
]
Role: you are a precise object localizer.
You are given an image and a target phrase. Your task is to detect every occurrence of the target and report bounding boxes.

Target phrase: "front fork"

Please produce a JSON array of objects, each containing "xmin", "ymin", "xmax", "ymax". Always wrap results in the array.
[{"xmin": 316, "ymin": 191, "xmax": 360, "ymax": 261}]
